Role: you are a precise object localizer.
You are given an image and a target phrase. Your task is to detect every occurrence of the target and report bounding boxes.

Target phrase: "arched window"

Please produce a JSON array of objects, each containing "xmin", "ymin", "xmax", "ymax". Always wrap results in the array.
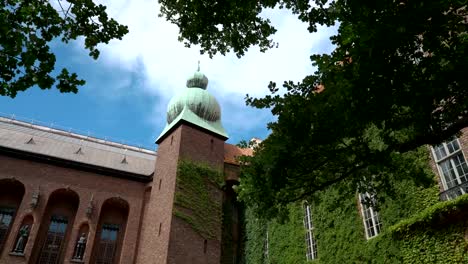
[
  {"xmin": 32, "ymin": 188, "xmax": 80, "ymax": 264},
  {"xmin": 0, "ymin": 179, "xmax": 25, "ymax": 253},
  {"xmin": 91, "ymin": 197, "xmax": 129, "ymax": 264}
]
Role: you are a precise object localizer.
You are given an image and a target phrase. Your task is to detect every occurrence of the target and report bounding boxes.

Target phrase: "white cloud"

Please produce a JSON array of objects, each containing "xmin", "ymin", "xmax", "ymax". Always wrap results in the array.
[{"xmin": 86, "ymin": 0, "xmax": 337, "ymax": 141}]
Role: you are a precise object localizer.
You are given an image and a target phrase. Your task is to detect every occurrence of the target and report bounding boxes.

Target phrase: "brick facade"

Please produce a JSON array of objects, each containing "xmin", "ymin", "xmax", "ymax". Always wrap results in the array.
[
  {"xmin": 0, "ymin": 64, "xmax": 255, "ymax": 264},
  {"xmin": 137, "ymin": 124, "xmax": 226, "ymax": 264},
  {"xmin": 0, "ymin": 155, "xmax": 147, "ymax": 264},
  {"xmin": 0, "ymin": 116, "xmax": 245, "ymax": 264}
]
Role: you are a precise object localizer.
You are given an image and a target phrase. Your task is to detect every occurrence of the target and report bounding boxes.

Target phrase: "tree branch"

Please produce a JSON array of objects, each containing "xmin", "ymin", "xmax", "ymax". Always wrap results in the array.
[{"xmin": 397, "ymin": 116, "xmax": 468, "ymax": 152}]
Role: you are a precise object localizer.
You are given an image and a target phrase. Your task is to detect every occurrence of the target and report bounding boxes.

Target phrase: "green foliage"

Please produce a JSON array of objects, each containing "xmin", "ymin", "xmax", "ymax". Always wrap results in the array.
[
  {"xmin": 242, "ymin": 172, "xmax": 468, "ymax": 263},
  {"xmin": 173, "ymin": 160, "xmax": 223, "ymax": 239},
  {"xmin": 388, "ymin": 193, "xmax": 468, "ymax": 264},
  {"xmin": 159, "ymin": 0, "xmax": 277, "ymax": 58},
  {"xmin": 398, "ymin": 224, "xmax": 468, "ymax": 264},
  {"xmin": 243, "ymin": 206, "xmax": 268, "ymax": 264},
  {"xmin": 160, "ymin": 0, "xmax": 468, "ymax": 220},
  {"xmin": 267, "ymin": 204, "xmax": 308, "ymax": 264},
  {"xmin": 0, "ymin": 0, "xmax": 128, "ymax": 97},
  {"xmin": 311, "ymin": 177, "xmax": 439, "ymax": 263},
  {"xmin": 389, "ymin": 193, "xmax": 468, "ymax": 235},
  {"xmin": 239, "ymin": 141, "xmax": 434, "ymax": 220}
]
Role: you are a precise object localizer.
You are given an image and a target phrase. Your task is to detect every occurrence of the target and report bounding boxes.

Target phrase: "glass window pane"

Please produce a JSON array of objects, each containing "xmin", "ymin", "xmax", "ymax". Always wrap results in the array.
[
  {"xmin": 101, "ymin": 229, "xmax": 108, "ymax": 239},
  {"xmin": 303, "ymin": 205, "xmax": 317, "ymax": 260},
  {"xmin": 440, "ymin": 160, "xmax": 458, "ymax": 188},
  {"xmin": 1, "ymin": 214, "xmax": 12, "ymax": 226},
  {"xmin": 434, "ymin": 145, "xmax": 447, "ymax": 160},
  {"xmin": 50, "ymin": 221, "xmax": 58, "ymax": 232},
  {"xmin": 360, "ymin": 193, "xmax": 382, "ymax": 239},
  {"xmin": 447, "ymin": 139, "xmax": 460, "ymax": 154},
  {"xmin": 109, "ymin": 230, "xmax": 117, "ymax": 241}
]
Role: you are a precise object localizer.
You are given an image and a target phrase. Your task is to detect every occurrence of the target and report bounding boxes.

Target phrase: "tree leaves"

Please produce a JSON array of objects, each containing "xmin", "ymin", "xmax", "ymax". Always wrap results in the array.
[
  {"xmin": 159, "ymin": 0, "xmax": 467, "ymax": 218},
  {"xmin": 0, "ymin": 0, "xmax": 128, "ymax": 97}
]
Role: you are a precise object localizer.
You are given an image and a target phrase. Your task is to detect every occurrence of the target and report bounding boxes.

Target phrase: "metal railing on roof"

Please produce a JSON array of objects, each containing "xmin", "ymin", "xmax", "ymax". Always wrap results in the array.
[{"xmin": 0, "ymin": 112, "xmax": 156, "ymax": 152}]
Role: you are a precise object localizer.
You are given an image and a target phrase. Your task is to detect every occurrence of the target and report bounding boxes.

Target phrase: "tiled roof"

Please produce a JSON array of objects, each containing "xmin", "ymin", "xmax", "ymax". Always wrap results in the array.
[
  {"xmin": 224, "ymin": 143, "xmax": 253, "ymax": 165},
  {"xmin": 0, "ymin": 117, "xmax": 156, "ymax": 176}
]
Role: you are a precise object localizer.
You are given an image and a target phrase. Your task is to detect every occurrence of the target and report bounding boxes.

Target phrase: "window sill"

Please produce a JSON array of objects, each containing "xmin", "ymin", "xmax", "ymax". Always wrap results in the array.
[
  {"xmin": 9, "ymin": 252, "xmax": 25, "ymax": 257},
  {"xmin": 71, "ymin": 258, "xmax": 85, "ymax": 263}
]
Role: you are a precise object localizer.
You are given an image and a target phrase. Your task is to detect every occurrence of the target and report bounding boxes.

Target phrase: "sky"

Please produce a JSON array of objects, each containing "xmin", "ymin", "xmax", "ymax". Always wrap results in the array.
[{"xmin": 0, "ymin": 0, "xmax": 337, "ymax": 150}]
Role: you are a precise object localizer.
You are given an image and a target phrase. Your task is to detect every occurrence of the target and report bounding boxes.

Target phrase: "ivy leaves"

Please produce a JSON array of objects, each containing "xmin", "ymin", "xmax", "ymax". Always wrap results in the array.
[{"xmin": 0, "ymin": 0, "xmax": 128, "ymax": 97}]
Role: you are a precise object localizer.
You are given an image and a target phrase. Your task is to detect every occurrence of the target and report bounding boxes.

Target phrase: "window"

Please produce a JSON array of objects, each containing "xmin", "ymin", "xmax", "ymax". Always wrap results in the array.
[
  {"xmin": 96, "ymin": 224, "xmax": 119, "ymax": 264},
  {"xmin": 0, "ymin": 208, "xmax": 14, "ymax": 250},
  {"xmin": 263, "ymin": 229, "xmax": 269, "ymax": 263},
  {"xmin": 38, "ymin": 215, "xmax": 69, "ymax": 264},
  {"xmin": 303, "ymin": 204, "xmax": 318, "ymax": 260},
  {"xmin": 432, "ymin": 137, "xmax": 468, "ymax": 199},
  {"xmin": 359, "ymin": 193, "xmax": 382, "ymax": 239}
]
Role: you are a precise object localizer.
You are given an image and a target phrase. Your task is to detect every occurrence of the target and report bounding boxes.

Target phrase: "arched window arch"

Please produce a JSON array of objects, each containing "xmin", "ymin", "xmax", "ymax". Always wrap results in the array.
[
  {"xmin": 91, "ymin": 197, "xmax": 129, "ymax": 264},
  {"xmin": 0, "ymin": 179, "xmax": 25, "ymax": 253},
  {"xmin": 32, "ymin": 188, "xmax": 80, "ymax": 264}
]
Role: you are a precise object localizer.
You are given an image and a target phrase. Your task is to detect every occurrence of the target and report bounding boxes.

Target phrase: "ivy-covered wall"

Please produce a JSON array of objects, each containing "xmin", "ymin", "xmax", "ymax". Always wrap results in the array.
[
  {"xmin": 310, "ymin": 179, "xmax": 439, "ymax": 264},
  {"xmin": 173, "ymin": 160, "xmax": 224, "ymax": 239},
  {"xmin": 242, "ymin": 178, "xmax": 468, "ymax": 264},
  {"xmin": 172, "ymin": 158, "xmax": 468, "ymax": 263}
]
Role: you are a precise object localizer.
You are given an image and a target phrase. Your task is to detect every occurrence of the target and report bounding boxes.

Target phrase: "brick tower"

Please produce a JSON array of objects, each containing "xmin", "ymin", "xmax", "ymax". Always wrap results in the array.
[{"xmin": 136, "ymin": 67, "xmax": 228, "ymax": 264}]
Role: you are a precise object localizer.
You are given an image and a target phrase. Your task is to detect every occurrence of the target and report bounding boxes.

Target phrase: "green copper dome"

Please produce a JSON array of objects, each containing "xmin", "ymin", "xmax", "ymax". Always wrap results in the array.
[
  {"xmin": 186, "ymin": 71, "xmax": 208, "ymax": 89},
  {"xmin": 156, "ymin": 68, "xmax": 228, "ymax": 143},
  {"xmin": 166, "ymin": 88, "xmax": 221, "ymax": 123}
]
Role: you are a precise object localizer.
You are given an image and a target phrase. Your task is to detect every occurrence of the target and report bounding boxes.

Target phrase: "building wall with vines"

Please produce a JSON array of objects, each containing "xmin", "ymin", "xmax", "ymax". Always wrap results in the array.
[{"xmin": 242, "ymin": 176, "xmax": 468, "ymax": 264}]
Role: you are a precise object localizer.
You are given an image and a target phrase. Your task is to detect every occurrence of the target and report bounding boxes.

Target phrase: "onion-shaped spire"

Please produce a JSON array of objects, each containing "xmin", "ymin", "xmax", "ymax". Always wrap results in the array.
[{"xmin": 186, "ymin": 61, "xmax": 208, "ymax": 89}]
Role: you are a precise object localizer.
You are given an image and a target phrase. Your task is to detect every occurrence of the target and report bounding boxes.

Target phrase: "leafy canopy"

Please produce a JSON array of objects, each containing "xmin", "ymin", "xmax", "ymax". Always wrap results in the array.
[
  {"xmin": 0, "ymin": 0, "xmax": 128, "ymax": 97},
  {"xmin": 159, "ymin": 0, "xmax": 468, "ymax": 217}
]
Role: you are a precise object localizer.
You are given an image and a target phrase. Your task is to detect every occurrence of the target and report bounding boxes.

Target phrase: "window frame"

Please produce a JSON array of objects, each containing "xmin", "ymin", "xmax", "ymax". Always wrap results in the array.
[
  {"xmin": 431, "ymin": 137, "xmax": 468, "ymax": 192},
  {"xmin": 263, "ymin": 228, "xmax": 269, "ymax": 263},
  {"xmin": 0, "ymin": 207, "xmax": 15, "ymax": 251},
  {"xmin": 359, "ymin": 193, "xmax": 382, "ymax": 240},
  {"xmin": 303, "ymin": 204, "xmax": 318, "ymax": 261},
  {"xmin": 95, "ymin": 223, "xmax": 120, "ymax": 264}
]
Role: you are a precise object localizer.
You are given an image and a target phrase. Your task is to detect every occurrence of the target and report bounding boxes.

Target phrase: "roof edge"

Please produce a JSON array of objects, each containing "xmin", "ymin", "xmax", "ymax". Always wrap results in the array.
[
  {"xmin": 0, "ymin": 146, "xmax": 153, "ymax": 183},
  {"xmin": 156, "ymin": 119, "xmax": 229, "ymax": 145},
  {"xmin": 156, "ymin": 107, "xmax": 228, "ymax": 144}
]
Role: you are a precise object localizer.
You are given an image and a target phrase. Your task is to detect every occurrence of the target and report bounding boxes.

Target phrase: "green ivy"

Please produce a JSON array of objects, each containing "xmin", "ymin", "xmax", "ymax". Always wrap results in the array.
[
  {"xmin": 242, "ymin": 173, "xmax": 468, "ymax": 263},
  {"xmin": 389, "ymin": 194, "xmax": 468, "ymax": 234},
  {"xmin": 268, "ymin": 204, "xmax": 309, "ymax": 264},
  {"xmin": 173, "ymin": 160, "xmax": 224, "ymax": 239},
  {"xmin": 387, "ymin": 194, "xmax": 468, "ymax": 264},
  {"xmin": 244, "ymin": 206, "xmax": 268, "ymax": 264}
]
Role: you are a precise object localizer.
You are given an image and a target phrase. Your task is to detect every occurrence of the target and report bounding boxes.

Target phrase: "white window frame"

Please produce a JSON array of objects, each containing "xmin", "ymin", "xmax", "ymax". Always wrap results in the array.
[
  {"xmin": 431, "ymin": 137, "xmax": 468, "ymax": 195},
  {"xmin": 303, "ymin": 204, "xmax": 318, "ymax": 260},
  {"xmin": 359, "ymin": 193, "xmax": 382, "ymax": 240},
  {"xmin": 263, "ymin": 228, "xmax": 270, "ymax": 263}
]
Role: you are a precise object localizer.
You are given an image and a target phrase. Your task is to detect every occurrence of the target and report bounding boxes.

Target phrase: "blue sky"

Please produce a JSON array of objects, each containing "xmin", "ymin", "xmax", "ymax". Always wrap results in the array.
[{"xmin": 0, "ymin": 0, "xmax": 336, "ymax": 150}]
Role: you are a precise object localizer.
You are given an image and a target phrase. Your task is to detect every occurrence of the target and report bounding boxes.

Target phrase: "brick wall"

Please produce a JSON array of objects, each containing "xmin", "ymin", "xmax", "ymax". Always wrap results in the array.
[
  {"xmin": 167, "ymin": 125, "xmax": 224, "ymax": 264},
  {"xmin": 0, "ymin": 155, "xmax": 146, "ymax": 264},
  {"xmin": 136, "ymin": 124, "xmax": 225, "ymax": 264},
  {"xmin": 136, "ymin": 126, "xmax": 183, "ymax": 264}
]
